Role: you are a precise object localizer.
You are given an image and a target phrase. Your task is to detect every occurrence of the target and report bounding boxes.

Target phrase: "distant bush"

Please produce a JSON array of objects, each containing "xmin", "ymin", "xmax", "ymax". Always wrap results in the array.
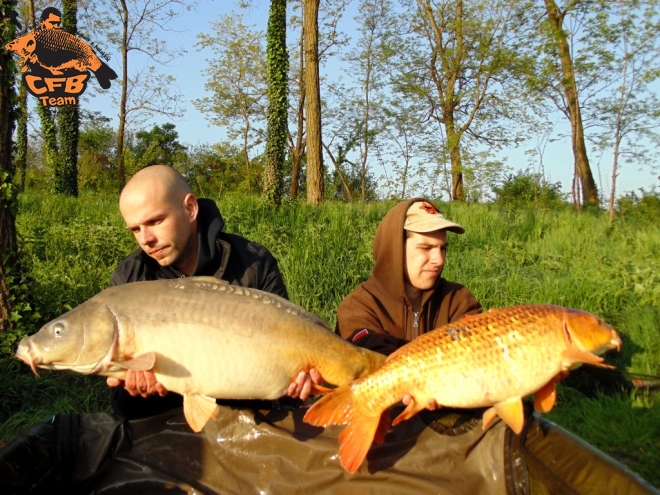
[
  {"xmin": 492, "ymin": 170, "xmax": 568, "ymax": 210},
  {"xmin": 616, "ymin": 187, "xmax": 660, "ymax": 224}
]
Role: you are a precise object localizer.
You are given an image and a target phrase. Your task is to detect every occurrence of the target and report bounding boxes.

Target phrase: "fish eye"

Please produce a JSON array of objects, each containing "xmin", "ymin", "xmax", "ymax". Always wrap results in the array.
[{"xmin": 53, "ymin": 322, "xmax": 64, "ymax": 338}]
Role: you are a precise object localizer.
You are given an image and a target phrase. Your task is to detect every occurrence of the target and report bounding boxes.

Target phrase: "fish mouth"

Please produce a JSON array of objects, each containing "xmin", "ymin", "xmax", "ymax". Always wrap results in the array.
[{"xmin": 15, "ymin": 343, "xmax": 41, "ymax": 376}]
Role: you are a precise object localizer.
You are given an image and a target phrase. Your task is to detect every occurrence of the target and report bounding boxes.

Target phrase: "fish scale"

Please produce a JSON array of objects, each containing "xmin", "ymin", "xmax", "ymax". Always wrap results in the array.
[{"xmin": 304, "ymin": 304, "xmax": 622, "ymax": 473}]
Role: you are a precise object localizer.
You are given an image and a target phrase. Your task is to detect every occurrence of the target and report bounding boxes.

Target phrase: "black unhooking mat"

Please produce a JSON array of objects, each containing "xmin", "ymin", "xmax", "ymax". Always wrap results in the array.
[{"xmin": 0, "ymin": 404, "xmax": 657, "ymax": 495}]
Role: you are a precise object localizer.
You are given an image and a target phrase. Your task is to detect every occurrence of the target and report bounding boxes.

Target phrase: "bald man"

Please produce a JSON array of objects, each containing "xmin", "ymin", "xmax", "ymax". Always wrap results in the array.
[{"xmin": 108, "ymin": 165, "xmax": 319, "ymax": 419}]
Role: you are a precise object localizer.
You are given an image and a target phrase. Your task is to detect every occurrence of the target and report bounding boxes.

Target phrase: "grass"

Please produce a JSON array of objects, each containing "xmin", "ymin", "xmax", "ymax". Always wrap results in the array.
[{"xmin": 1, "ymin": 191, "xmax": 659, "ymax": 486}]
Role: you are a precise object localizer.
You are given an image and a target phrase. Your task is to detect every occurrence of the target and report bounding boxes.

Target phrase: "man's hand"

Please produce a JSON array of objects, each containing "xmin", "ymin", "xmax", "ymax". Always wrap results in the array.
[
  {"xmin": 402, "ymin": 393, "xmax": 439, "ymax": 411},
  {"xmin": 286, "ymin": 369, "xmax": 322, "ymax": 401},
  {"xmin": 106, "ymin": 370, "xmax": 168, "ymax": 398}
]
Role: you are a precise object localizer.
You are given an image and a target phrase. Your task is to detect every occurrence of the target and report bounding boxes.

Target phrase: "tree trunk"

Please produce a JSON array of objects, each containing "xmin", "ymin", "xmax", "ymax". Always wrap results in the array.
[
  {"xmin": 418, "ymin": 0, "xmax": 465, "ymax": 201},
  {"xmin": 264, "ymin": 0, "xmax": 288, "ymax": 207},
  {"xmin": 322, "ymin": 141, "xmax": 353, "ymax": 201},
  {"xmin": 0, "ymin": 0, "xmax": 19, "ymax": 332},
  {"xmin": 289, "ymin": 25, "xmax": 306, "ymax": 199},
  {"xmin": 115, "ymin": 0, "xmax": 129, "ymax": 187},
  {"xmin": 544, "ymin": 0, "xmax": 599, "ymax": 207},
  {"xmin": 303, "ymin": 0, "xmax": 323, "ymax": 205},
  {"xmin": 55, "ymin": 0, "xmax": 79, "ymax": 197},
  {"xmin": 447, "ymin": 125, "xmax": 464, "ymax": 201},
  {"xmin": 15, "ymin": 76, "xmax": 27, "ymax": 191}
]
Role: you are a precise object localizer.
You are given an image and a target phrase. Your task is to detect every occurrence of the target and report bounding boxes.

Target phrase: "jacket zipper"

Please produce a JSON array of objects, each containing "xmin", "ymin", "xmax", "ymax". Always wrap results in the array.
[{"xmin": 413, "ymin": 311, "xmax": 420, "ymax": 339}]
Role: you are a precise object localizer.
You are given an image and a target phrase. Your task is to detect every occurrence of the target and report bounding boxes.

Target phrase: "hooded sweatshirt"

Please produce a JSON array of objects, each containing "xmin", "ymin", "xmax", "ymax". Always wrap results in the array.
[{"xmin": 336, "ymin": 197, "xmax": 482, "ymax": 355}]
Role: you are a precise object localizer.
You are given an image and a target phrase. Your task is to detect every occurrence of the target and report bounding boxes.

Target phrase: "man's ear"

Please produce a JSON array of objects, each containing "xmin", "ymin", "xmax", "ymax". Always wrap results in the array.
[{"xmin": 183, "ymin": 193, "xmax": 199, "ymax": 223}]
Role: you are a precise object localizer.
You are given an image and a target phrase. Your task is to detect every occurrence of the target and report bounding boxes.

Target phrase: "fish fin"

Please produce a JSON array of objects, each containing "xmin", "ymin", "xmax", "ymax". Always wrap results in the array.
[
  {"xmin": 493, "ymin": 397, "xmax": 525, "ymax": 434},
  {"xmin": 534, "ymin": 381, "xmax": 557, "ymax": 413},
  {"xmin": 561, "ymin": 347, "xmax": 614, "ymax": 369},
  {"xmin": 304, "ymin": 385, "xmax": 379, "ymax": 473},
  {"xmin": 338, "ymin": 413, "xmax": 381, "ymax": 473},
  {"xmin": 373, "ymin": 409, "xmax": 391, "ymax": 444},
  {"xmin": 482, "ymin": 407, "xmax": 499, "ymax": 431},
  {"xmin": 304, "ymin": 385, "xmax": 355, "ymax": 427},
  {"xmin": 110, "ymin": 352, "xmax": 156, "ymax": 371},
  {"xmin": 183, "ymin": 394, "xmax": 219, "ymax": 433},
  {"xmin": 391, "ymin": 398, "xmax": 425, "ymax": 427},
  {"xmin": 310, "ymin": 383, "xmax": 335, "ymax": 395}
]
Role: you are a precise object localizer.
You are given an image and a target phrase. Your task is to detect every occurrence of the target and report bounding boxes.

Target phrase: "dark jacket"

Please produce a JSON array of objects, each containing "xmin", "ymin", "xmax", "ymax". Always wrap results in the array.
[
  {"xmin": 110, "ymin": 198, "xmax": 288, "ymax": 418},
  {"xmin": 110, "ymin": 199, "xmax": 288, "ymax": 299},
  {"xmin": 336, "ymin": 197, "xmax": 482, "ymax": 355}
]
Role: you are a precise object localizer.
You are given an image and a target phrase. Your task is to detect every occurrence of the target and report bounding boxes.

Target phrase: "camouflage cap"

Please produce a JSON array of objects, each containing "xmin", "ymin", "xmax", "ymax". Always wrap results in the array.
[{"xmin": 404, "ymin": 201, "xmax": 465, "ymax": 234}]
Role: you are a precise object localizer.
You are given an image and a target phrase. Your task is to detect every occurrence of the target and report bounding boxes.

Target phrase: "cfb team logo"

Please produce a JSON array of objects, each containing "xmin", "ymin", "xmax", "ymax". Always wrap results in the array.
[{"xmin": 4, "ymin": 7, "xmax": 117, "ymax": 107}]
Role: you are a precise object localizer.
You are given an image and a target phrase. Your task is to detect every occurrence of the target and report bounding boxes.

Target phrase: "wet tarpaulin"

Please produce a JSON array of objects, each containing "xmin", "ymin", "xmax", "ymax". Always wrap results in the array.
[{"xmin": 0, "ymin": 404, "xmax": 657, "ymax": 495}]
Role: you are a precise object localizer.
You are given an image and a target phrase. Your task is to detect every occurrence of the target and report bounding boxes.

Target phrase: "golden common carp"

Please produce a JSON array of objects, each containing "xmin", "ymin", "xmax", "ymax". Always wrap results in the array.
[
  {"xmin": 15, "ymin": 277, "xmax": 385, "ymax": 432},
  {"xmin": 303, "ymin": 305, "xmax": 622, "ymax": 473}
]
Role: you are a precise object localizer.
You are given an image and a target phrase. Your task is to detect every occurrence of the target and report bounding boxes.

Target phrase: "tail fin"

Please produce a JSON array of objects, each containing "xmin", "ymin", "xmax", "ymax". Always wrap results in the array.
[
  {"xmin": 304, "ymin": 385, "xmax": 381, "ymax": 473},
  {"xmin": 94, "ymin": 61, "xmax": 118, "ymax": 89}
]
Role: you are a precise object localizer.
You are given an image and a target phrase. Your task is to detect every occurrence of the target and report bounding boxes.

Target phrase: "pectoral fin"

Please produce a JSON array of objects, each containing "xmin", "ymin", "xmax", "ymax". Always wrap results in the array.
[
  {"xmin": 562, "ymin": 347, "xmax": 613, "ymax": 370},
  {"xmin": 391, "ymin": 397, "xmax": 425, "ymax": 427},
  {"xmin": 183, "ymin": 394, "xmax": 220, "ymax": 432},
  {"xmin": 534, "ymin": 381, "xmax": 557, "ymax": 413},
  {"xmin": 110, "ymin": 352, "xmax": 156, "ymax": 371}
]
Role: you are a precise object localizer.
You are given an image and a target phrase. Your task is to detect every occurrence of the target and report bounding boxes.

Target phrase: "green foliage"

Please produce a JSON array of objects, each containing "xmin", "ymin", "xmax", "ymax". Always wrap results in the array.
[
  {"xmin": 263, "ymin": 0, "xmax": 288, "ymax": 206},
  {"xmin": 615, "ymin": 187, "xmax": 660, "ymax": 225},
  {"xmin": 492, "ymin": 169, "xmax": 567, "ymax": 209},
  {"xmin": 78, "ymin": 111, "xmax": 117, "ymax": 193},
  {"xmin": 132, "ymin": 123, "xmax": 187, "ymax": 172},
  {"xmin": 54, "ymin": 0, "xmax": 80, "ymax": 198}
]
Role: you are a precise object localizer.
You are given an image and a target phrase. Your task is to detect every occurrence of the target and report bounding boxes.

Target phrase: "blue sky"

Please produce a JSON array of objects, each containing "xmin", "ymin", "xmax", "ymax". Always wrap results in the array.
[{"xmin": 72, "ymin": 0, "xmax": 659, "ymax": 200}]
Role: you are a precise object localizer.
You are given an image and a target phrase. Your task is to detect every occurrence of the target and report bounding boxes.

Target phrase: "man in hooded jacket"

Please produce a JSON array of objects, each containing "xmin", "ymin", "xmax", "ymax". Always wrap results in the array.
[{"xmin": 337, "ymin": 197, "xmax": 482, "ymax": 356}]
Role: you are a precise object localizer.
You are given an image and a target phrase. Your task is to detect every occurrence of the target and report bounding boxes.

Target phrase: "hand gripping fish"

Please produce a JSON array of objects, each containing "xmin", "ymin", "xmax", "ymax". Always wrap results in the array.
[
  {"xmin": 15, "ymin": 277, "xmax": 385, "ymax": 432},
  {"xmin": 303, "ymin": 305, "xmax": 622, "ymax": 473}
]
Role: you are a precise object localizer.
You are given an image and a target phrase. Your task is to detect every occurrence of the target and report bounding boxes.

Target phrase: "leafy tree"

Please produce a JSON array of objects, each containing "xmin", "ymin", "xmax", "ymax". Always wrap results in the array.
[
  {"xmin": 540, "ymin": 0, "xmax": 599, "ymax": 207},
  {"xmin": 132, "ymin": 122, "xmax": 185, "ymax": 169},
  {"xmin": 263, "ymin": 0, "xmax": 288, "ymax": 206},
  {"xmin": 287, "ymin": 0, "xmax": 349, "ymax": 199},
  {"xmin": 344, "ymin": 0, "xmax": 393, "ymax": 200},
  {"xmin": 582, "ymin": 0, "xmax": 660, "ymax": 221},
  {"xmin": 389, "ymin": 0, "xmax": 530, "ymax": 201},
  {"xmin": 195, "ymin": 13, "xmax": 267, "ymax": 195},
  {"xmin": 615, "ymin": 186, "xmax": 660, "ymax": 224},
  {"xmin": 492, "ymin": 169, "xmax": 567, "ymax": 209},
  {"xmin": 83, "ymin": 0, "xmax": 188, "ymax": 186},
  {"xmin": 78, "ymin": 111, "xmax": 116, "ymax": 192}
]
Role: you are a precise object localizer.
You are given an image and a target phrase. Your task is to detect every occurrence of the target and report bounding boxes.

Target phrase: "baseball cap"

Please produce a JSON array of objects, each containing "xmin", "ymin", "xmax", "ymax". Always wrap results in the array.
[{"xmin": 404, "ymin": 201, "xmax": 465, "ymax": 234}]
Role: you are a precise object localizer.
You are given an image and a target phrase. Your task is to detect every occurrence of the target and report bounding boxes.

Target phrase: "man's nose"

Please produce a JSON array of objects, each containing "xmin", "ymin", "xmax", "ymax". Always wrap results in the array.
[
  {"xmin": 430, "ymin": 249, "xmax": 444, "ymax": 265},
  {"xmin": 137, "ymin": 227, "xmax": 155, "ymax": 246}
]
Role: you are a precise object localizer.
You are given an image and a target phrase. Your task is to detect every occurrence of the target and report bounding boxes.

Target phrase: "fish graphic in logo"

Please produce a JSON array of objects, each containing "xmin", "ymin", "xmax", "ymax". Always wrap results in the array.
[{"xmin": 5, "ymin": 7, "xmax": 117, "ymax": 107}]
